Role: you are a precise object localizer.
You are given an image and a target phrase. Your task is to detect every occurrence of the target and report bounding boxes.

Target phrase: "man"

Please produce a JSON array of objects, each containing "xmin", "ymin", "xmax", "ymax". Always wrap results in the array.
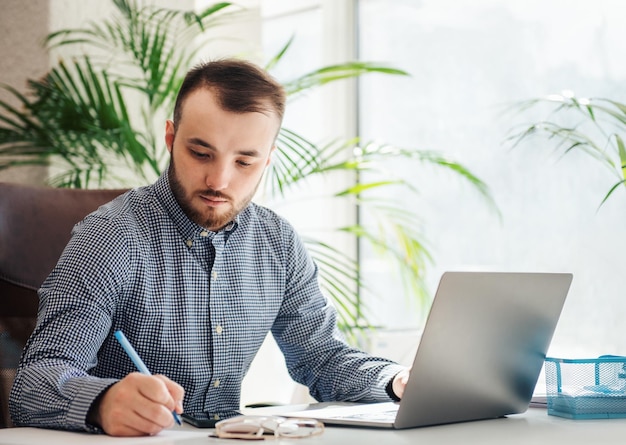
[{"xmin": 9, "ymin": 58, "xmax": 409, "ymax": 437}]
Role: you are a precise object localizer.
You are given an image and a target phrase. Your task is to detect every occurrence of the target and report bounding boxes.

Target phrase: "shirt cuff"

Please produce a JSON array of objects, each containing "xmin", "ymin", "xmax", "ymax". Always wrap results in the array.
[
  {"xmin": 385, "ymin": 375, "xmax": 401, "ymax": 401},
  {"xmin": 65, "ymin": 376, "xmax": 119, "ymax": 432},
  {"xmin": 373, "ymin": 364, "xmax": 407, "ymax": 402}
]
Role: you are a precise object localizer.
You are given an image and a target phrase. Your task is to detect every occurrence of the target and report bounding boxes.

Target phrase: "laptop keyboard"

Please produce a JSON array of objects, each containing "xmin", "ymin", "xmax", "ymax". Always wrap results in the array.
[{"xmin": 336, "ymin": 410, "xmax": 398, "ymax": 421}]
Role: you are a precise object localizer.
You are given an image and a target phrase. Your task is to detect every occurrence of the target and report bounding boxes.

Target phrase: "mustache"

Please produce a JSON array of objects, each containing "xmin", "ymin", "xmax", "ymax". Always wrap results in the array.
[{"xmin": 199, "ymin": 189, "xmax": 231, "ymax": 201}]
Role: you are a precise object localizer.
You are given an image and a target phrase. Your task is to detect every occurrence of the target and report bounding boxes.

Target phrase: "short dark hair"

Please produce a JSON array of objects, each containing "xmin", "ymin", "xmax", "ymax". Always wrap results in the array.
[{"xmin": 173, "ymin": 58, "xmax": 286, "ymax": 129}]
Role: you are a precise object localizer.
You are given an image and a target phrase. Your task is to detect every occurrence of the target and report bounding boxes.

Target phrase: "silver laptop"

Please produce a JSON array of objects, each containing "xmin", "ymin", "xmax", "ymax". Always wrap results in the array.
[{"xmin": 283, "ymin": 271, "xmax": 572, "ymax": 429}]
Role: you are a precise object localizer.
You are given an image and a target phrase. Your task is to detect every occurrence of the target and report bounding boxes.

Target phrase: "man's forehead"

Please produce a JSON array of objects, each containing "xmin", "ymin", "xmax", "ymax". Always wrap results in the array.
[{"xmin": 179, "ymin": 86, "xmax": 279, "ymax": 120}]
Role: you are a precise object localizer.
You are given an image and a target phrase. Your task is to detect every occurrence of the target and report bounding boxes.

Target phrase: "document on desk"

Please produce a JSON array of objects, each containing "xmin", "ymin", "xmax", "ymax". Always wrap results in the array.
[
  {"xmin": 529, "ymin": 394, "xmax": 548, "ymax": 408},
  {"xmin": 0, "ymin": 427, "xmax": 208, "ymax": 444}
]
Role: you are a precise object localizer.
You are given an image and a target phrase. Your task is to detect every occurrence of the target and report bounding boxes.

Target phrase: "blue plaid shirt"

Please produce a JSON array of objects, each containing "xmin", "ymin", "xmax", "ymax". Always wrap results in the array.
[{"xmin": 10, "ymin": 172, "xmax": 403, "ymax": 432}]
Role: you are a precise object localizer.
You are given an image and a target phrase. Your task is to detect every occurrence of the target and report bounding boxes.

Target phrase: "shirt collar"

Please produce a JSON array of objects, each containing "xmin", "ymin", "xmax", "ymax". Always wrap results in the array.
[{"xmin": 152, "ymin": 171, "xmax": 240, "ymax": 242}]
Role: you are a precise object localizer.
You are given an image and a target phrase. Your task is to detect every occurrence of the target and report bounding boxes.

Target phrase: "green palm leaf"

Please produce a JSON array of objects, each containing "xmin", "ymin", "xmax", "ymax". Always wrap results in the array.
[
  {"xmin": 0, "ymin": 0, "xmax": 494, "ymax": 335},
  {"xmin": 283, "ymin": 62, "xmax": 409, "ymax": 97},
  {"xmin": 508, "ymin": 93, "xmax": 626, "ymax": 207}
]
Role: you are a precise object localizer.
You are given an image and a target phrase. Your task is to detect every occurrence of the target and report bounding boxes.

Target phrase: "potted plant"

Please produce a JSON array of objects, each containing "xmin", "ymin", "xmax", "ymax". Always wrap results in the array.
[{"xmin": 0, "ymin": 0, "xmax": 492, "ymax": 338}]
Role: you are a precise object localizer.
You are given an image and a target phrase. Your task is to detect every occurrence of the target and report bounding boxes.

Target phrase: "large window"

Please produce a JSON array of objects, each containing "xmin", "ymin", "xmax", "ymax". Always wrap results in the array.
[
  {"xmin": 260, "ymin": 1, "xmax": 626, "ymax": 360},
  {"xmin": 357, "ymin": 0, "xmax": 626, "ymax": 358}
]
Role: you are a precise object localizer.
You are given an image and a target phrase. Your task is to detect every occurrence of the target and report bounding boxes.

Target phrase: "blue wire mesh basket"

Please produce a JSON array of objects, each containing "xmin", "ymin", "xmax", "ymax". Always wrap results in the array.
[{"xmin": 545, "ymin": 356, "xmax": 626, "ymax": 419}]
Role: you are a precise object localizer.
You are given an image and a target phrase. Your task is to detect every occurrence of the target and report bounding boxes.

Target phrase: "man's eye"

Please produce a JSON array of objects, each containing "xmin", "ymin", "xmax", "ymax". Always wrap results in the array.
[
  {"xmin": 238, "ymin": 160, "xmax": 252, "ymax": 167},
  {"xmin": 191, "ymin": 150, "xmax": 209, "ymax": 159}
]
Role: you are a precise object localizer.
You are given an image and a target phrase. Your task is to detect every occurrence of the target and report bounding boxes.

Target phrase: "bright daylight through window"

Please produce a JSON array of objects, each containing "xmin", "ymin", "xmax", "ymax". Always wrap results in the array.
[{"xmin": 263, "ymin": 0, "xmax": 626, "ymax": 361}]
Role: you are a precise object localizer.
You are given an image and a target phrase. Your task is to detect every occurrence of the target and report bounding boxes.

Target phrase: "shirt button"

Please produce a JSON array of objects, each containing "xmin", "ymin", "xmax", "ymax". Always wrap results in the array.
[
  {"xmin": 186, "ymin": 239, "xmax": 193, "ymax": 247},
  {"xmin": 211, "ymin": 271, "xmax": 218, "ymax": 280},
  {"xmin": 200, "ymin": 231, "xmax": 209, "ymax": 237},
  {"xmin": 214, "ymin": 379, "xmax": 220, "ymax": 388},
  {"xmin": 216, "ymin": 325, "xmax": 223, "ymax": 335}
]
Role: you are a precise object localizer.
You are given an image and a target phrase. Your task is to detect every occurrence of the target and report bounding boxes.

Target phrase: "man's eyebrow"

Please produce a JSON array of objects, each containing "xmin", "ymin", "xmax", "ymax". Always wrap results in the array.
[
  {"xmin": 187, "ymin": 137, "xmax": 264, "ymax": 157},
  {"xmin": 237, "ymin": 149, "xmax": 263, "ymax": 158},
  {"xmin": 187, "ymin": 137, "xmax": 214, "ymax": 149}
]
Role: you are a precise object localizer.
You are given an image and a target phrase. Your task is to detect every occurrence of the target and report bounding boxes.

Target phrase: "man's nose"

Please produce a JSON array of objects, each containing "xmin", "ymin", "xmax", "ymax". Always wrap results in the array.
[{"xmin": 205, "ymin": 162, "xmax": 231, "ymax": 191}]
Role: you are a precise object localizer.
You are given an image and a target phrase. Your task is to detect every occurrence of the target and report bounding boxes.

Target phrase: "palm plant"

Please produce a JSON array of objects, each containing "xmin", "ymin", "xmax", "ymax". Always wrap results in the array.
[
  {"xmin": 0, "ymin": 0, "xmax": 492, "ymax": 335},
  {"xmin": 508, "ymin": 91, "xmax": 626, "ymax": 207},
  {"xmin": 0, "ymin": 1, "xmax": 238, "ymax": 187}
]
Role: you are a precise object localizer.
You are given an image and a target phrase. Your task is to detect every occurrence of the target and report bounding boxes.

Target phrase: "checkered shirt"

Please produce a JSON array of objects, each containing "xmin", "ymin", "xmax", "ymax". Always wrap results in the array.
[{"xmin": 9, "ymin": 172, "xmax": 403, "ymax": 432}]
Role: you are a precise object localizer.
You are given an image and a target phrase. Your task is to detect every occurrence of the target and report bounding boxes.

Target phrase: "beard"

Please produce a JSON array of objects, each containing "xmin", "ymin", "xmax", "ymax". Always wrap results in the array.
[{"xmin": 168, "ymin": 157, "xmax": 259, "ymax": 232}]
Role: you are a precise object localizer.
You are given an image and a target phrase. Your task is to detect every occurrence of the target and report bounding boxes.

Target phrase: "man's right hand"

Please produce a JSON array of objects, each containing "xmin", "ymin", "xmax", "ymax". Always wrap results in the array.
[{"xmin": 89, "ymin": 372, "xmax": 185, "ymax": 436}]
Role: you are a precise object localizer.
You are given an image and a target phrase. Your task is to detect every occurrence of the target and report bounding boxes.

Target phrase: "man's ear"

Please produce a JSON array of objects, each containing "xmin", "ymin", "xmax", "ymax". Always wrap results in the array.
[
  {"xmin": 266, "ymin": 145, "xmax": 276, "ymax": 166},
  {"xmin": 165, "ymin": 120, "xmax": 175, "ymax": 153}
]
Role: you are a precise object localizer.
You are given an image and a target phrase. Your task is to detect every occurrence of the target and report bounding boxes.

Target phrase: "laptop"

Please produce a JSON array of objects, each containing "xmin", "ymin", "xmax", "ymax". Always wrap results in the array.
[{"xmin": 282, "ymin": 271, "xmax": 572, "ymax": 429}]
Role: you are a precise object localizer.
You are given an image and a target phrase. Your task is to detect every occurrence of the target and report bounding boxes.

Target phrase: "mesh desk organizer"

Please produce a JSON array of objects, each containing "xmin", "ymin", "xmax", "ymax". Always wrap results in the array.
[{"xmin": 545, "ymin": 356, "xmax": 626, "ymax": 419}]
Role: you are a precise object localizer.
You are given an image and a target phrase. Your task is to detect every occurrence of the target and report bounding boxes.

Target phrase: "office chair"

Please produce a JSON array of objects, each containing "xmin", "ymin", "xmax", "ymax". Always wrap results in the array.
[{"xmin": 0, "ymin": 182, "xmax": 126, "ymax": 428}]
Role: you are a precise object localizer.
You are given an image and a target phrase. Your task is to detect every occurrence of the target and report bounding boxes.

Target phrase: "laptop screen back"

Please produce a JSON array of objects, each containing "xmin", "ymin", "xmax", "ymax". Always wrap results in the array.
[{"xmin": 394, "ymin": 271, "xmax": 572, "ymax": 428}]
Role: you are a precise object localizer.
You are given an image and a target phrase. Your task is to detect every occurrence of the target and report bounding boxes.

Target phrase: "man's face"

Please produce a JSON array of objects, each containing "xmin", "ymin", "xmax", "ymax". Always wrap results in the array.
[{"xmin": 165, "ymin": 88, "xmax": 279, "ymax": 231}]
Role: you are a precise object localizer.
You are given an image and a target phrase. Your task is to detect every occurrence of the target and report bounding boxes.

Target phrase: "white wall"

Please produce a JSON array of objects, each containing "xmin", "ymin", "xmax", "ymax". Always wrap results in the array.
[{"xmin": 0, "ymin": 0, "xmax": 50, "ymax": 184}]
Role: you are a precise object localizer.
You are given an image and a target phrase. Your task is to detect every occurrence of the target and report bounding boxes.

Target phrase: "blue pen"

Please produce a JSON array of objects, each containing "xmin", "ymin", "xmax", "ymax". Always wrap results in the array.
[{"xmin": 114, "ymin": 330, "xmax": 182, "ymax": 426}]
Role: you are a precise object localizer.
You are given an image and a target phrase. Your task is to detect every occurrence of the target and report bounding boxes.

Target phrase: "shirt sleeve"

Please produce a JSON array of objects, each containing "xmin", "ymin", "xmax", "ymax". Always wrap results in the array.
[
  {"xmin": 9, "ymin": 214, "xmax": 130, "ymax": 431},
  {"xmin": 270, "ymin": 224, "xmax": 406, "ymax": 403}
]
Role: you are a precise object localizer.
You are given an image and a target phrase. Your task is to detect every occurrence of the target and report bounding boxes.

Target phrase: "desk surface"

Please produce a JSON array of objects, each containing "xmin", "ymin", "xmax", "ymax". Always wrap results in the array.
[{"xmin": 2, "ymin": 407, "xmax": 626, "ymax": 444}]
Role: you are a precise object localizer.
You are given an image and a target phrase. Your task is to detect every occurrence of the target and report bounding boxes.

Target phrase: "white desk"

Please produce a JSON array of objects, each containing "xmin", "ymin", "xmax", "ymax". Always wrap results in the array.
[{"xmin": 1, "ymin": 408, "xmax": 626, "ymax": 444}]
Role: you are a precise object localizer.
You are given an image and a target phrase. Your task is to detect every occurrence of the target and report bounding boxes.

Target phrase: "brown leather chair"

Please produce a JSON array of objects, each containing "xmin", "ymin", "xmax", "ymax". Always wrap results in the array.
[{"xmin": 0, "ymin": 183, "xmax": 126, "ymax": 428}]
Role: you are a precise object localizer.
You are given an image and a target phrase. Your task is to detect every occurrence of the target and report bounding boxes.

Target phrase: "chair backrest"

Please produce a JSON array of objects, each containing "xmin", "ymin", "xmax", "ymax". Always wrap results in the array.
[{"xmin": 0, "ymin": 183, "xmax": 126, "ymax": 428}]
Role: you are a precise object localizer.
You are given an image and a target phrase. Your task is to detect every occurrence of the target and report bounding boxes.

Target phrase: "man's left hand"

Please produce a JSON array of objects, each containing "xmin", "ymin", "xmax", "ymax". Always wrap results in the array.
[{"xmin": 392, "ymin": 368, "xmax": 411, "ymax": 399}]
